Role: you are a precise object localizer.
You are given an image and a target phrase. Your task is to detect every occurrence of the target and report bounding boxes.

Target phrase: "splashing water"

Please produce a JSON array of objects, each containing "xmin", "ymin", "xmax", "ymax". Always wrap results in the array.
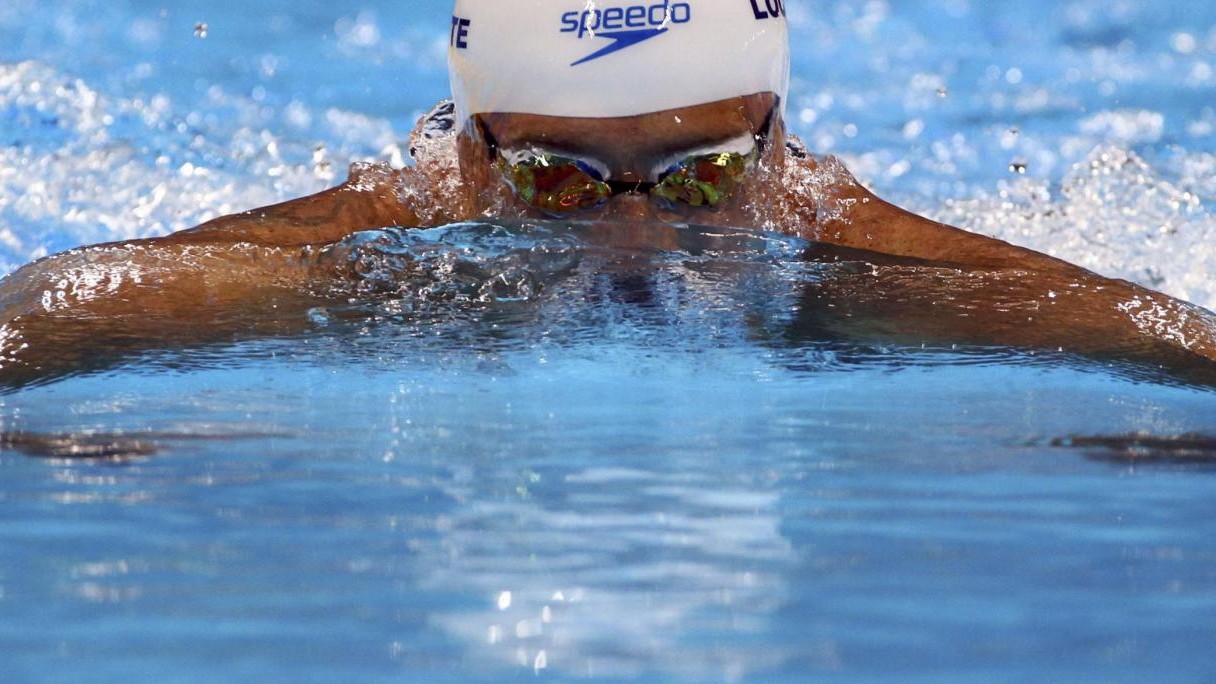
[
  {"xmin": 0, "ymin": 59, "xmax": 406, "ymax": 273},
  {"xmin": 931, "ymin": 146, "xmax": 1216, "ymax": 307}
]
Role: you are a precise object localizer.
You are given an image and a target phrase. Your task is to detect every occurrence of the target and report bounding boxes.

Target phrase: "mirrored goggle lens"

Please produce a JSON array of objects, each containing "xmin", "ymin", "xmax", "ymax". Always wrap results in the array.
[
  {"xmin": 650, "ymin": 152, "xmax": 752, "ymax": 208},
  {"xmin": 499, "ymin": 155, "xmax": 611, "ymax": 215}
]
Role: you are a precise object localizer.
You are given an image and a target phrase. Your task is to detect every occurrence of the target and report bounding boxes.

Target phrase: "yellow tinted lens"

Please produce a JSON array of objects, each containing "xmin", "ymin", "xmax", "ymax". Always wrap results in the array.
[
  {"xmin": 501, "ymin": 155, "xmax": 610, "ymax": 215},
  {"xmin": 650, "ymin": 152, "xmax": 751, "ymax": 208}
]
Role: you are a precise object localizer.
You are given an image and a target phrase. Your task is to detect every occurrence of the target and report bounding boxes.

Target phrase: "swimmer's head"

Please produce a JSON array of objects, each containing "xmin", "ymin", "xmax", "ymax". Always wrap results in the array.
[{"xmin": 447, "ymin": 0, "xmax": 791, "ymax": 222}]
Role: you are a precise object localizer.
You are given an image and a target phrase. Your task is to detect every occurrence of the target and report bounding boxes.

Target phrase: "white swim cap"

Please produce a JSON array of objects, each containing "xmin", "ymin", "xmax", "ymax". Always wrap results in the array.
[{"xmin": 448, "ymin": 0, "xmax": 789, "ymax": 127}]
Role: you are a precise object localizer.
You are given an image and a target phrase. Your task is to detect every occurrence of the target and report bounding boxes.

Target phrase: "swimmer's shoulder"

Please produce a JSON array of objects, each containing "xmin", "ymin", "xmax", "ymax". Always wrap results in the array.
[
  {"xmin": 161, "ymin": 166, "xmax": 420, "ymax": 249},
  {"xmin": 778, "ymin": 139, "xmax": 1074, "ymax": 273}
]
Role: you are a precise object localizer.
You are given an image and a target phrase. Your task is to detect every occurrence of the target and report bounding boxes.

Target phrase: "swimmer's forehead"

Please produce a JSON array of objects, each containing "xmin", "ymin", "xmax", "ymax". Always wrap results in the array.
[
  {"xmin": 477, "ymin": 94, "xmax": 777, "ymax": 158},
  {"xmin": 448, "ymin": 1, "xmax": 789, "ymax": 126}
]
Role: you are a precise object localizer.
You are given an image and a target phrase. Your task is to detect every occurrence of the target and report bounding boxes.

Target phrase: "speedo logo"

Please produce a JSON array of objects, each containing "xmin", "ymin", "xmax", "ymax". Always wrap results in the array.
[{"xmin": 560, "ymin": 1, "xmax": 692, "ymax": 66}]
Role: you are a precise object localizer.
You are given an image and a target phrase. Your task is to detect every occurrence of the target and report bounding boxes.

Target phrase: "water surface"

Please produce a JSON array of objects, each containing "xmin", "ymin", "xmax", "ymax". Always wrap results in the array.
[{"xmin": 3, "ymin": 1, "xmax": 1216, "ymax": 681}]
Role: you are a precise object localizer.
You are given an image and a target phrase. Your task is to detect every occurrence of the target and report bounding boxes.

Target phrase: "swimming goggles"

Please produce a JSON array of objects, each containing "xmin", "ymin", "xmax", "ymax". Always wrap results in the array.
[
  {"xmin": 476, "ymin": 102, "xmax": 778, "ymax": 216},
  {"xmin": 494, "ymin": 147, "xmax": 756, "ymax": 216}
]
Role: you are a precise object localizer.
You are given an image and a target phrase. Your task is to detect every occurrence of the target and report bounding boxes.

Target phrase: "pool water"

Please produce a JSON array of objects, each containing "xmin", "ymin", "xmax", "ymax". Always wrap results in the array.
[{"xmin": 3, "ymin": 1, "xmax": 1216, "ymax": 681}]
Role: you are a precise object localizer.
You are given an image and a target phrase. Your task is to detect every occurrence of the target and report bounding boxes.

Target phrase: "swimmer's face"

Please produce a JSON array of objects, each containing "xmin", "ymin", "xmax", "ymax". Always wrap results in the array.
[{"xmin": 458, "ymin": 93, "xmax": 784, "ymax": 224}]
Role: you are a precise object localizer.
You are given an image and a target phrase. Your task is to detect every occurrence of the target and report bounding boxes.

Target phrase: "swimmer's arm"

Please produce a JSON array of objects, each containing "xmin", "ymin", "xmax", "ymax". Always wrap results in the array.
[
  {"xmin": 0, "ymin": 229, "xmax": 377, "ymax": 389},
  {"xmin": 0, "ymin": 161, "xmax": 453, "ymax": 388},
  {"xmin": 793, "ymin": 156, "xmax": 1216, "ymax": 376},
  {"xmin": 167, "ymin": 162, "xmax": 426, "ymax": 248},
  {"xmin": 0, "ymin": 162, "xmax": 430, "ymax": 388},
  {"xmin": 796, "ymin": 256, "xmax": 1216, "ymax": 372}
]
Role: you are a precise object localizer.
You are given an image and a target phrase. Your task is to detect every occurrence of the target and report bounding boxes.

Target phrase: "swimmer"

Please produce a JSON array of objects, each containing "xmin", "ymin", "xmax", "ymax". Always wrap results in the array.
[{"xmin": 1, "ymin": 0, "xmax": 1215, "ymax": 387}]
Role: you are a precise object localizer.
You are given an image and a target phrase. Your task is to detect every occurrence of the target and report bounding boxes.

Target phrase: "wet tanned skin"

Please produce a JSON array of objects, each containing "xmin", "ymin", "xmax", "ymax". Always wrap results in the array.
[{"xmin": 1, "ymin": 94, "xmax": 1216, "ymax": 388}]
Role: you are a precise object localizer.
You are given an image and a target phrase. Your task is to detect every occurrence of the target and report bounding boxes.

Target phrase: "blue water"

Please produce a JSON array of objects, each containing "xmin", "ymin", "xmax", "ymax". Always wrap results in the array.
[{"xmin": 3, "ymin": 1, "xmax": 1216, "ymax": 682}]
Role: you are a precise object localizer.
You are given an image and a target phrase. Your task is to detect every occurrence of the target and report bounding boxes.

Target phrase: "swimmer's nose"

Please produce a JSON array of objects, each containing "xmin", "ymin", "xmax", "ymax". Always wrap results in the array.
[{"xmin": 605, "ymin": 191, "xmax": 655, "ymax": 221}]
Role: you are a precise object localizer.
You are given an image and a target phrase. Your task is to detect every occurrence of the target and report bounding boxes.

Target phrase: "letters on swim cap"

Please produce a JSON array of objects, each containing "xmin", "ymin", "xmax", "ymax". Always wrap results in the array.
[{"xmin": 448, "ymin": 0, "xmax": 789, "ymax": 127}]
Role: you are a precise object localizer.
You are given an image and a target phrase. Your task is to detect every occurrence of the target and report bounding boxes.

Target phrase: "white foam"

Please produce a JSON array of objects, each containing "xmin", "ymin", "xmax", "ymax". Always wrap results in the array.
[
  {"xmin": 0, "ymin": 60, "xmax": 405, "ymax": 274},
  {"xmin": 929, "ymin": 145, "xmax": 1216, "ymax": 310}
]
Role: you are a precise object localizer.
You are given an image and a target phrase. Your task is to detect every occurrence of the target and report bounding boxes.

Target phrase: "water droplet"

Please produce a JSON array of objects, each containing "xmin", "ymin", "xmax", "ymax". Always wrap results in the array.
[
  {"xmin": 1171, "ymin": 32, "xmax": 1197, "ymax": 55},
  {"xmin": 1009, "ymin": 160, "xmax": 1028, "ymax": 174},
  {"xmin": 936, "ymin": 86, "xmax": 949, "ymax": 98},
  {"xmin": 193, "ymin": 22, "xmax": 208, "ymax": 39}
]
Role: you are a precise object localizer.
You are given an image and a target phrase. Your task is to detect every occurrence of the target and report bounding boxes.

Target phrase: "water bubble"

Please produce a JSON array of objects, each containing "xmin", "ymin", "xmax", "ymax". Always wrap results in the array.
[
  {"xmin": 335, "ymin": 12, "xmax": 382, "ymax": 50},
  {"xmin": 1171, "ymin": 32, "xmax": 1197, "ymax": 55},
  {"xmin": 1000, "ymin": 127, "xmax": 1021, "ymax": 150},
  {"xmin": 312, "ymin": 145, "xmax": 333, "ymax": 180},
  {"xmin": 193, "ymin": 22, "xmax": 208, "ymax": 39}
]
